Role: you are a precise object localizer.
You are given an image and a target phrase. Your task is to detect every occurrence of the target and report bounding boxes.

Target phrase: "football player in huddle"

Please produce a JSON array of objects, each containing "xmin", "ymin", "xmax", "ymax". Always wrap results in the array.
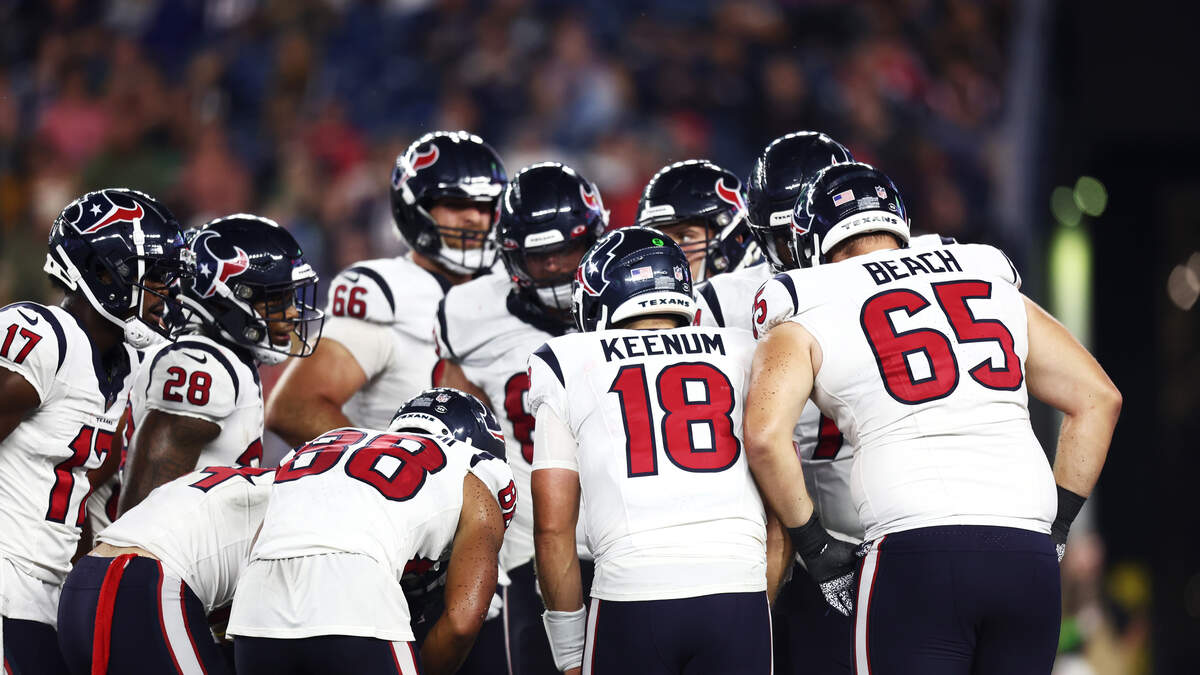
[
  {"xmin": 267, "ymin": 130, "xmax": 507, "ymax": 444},
  {"xmin": 228, "ymin": 389, "xmax": 517, "ymax": 675},
  {"xmin": 634, "ymin": 159, "xmax": 760, "ymax": 285},
  {"xmin": 746, "ymin": 162, "xmax": 1121, "ymax": 674},
  {"xmin": 530, "ymin": 227, "xmax": 788, "ymax": 675},
  {"xmin": 58, "ymin": 463, "xmax": 274, "ymax": 674},
  {"xmin": 436, "ymin": 162, "xmax": 607, "ymax": 674},
  {"xmin": 681, "ymin": 132, "xmax": 861, "ymax": 673},
  {"xmin": 119, "ymin": 214, "xmax": 324, "ymax": 515},
  {"xmin": 0, "ymin": 188, "xmax": 192, "ymax": 674}
]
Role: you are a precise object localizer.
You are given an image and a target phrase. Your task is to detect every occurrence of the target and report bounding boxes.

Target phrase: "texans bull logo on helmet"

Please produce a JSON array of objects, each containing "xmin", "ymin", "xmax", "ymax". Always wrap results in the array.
[
  {"xmin": 192, "ymin": 230, "xmax": 251, "ymax": 299},
  {"xmin": 714, "ymin": 178, "xmax": 747, "ymax": 215},
  {"xmin": 576, "ymin": 228, "xmax": 625, "ymax": 297},
  {"xmin": 579, "ymin": 182, "xmax": 603, "ymax": 214},
  {"xmin": 75, "ymin": 191, "xmax": 146, "ymax": 234},
  {"xmin": 392, "ymin": 144, "xmax": 441, "ymax": 194},
  {"xmin": 791, "ymin": 192, "xmax": 812, "ymax": 236}
]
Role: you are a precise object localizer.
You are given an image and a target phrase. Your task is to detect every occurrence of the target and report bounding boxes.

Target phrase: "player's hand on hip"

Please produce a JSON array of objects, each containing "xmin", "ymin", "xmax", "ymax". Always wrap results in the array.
[{"xmin": 788, "ymin": 513, "xmax": 861, "ymax": 616}]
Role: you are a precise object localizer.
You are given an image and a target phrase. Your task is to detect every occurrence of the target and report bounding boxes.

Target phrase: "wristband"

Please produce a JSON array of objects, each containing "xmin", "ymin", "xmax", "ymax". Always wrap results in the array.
[
  {"xmin": 787, "ymin": 512, "xmax": 831, "ymax": 560},
  {"xmin": 543, "ymin": 606, "xmax": 587, "ymax": 671},
  {"xmin": 1050, "ymin": 485, "xmax": 1086, "ymax": 545}
]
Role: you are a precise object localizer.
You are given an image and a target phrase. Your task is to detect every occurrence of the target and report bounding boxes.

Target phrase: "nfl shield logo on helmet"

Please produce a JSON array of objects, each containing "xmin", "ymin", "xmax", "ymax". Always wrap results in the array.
[
  {"xmin": 876, "ymin": 185, "xmax": 888, "ymax": 199},
  {"xmin": 436, "ymin": 393, "xmax": 452, "ymax": 403}
]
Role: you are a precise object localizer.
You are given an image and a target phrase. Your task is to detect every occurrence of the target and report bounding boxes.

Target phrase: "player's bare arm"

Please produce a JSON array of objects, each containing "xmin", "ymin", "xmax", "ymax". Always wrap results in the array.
[
  {"xmin": 0, "ymin": 368, "xmax": 40, "ymax": 443},
  {"xmin": 119, "ymin": 410, "xmax": 219, "ymax": 514},
  {"xmin": 1023, "ymin": 296, "xmax": 1122, "ymax": 549},
  {"xmin": 745, "ymin": 320, "xmax": 859, "ymax": 615},
  {"xmin": 764, "ymin": 507, "xmax": 792, "ymax": 605},
  {"xmin": 265, "ymin": 337, "xmax": 365, "ymax": 446},
  {"xmin": 433, "ymin": 359, "xmax": 494, "ymax": 410},
  {"xmin": 533, "ymin": 467, "xmax": 583, "ymax": 612},
  {"xmin": 421, "ymin": 473, "xmax": 505, "ymax": 675},
  {"xmin": 532, "ymin": 465, "xmax": 584, "ymax": 675},
  {"xmin": 744, "ymin": 321, "xmax": 821, "ymax": 527}
]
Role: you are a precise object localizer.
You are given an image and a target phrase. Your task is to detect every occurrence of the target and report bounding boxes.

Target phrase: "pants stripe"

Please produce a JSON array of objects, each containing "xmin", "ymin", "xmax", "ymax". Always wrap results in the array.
[
  {"xmin": 156, "ymin": 563, "xmax": 207, "ymax": 675},
  {"xmin": 854, "ymin": 535, "xmax": 886, "ymax": 675},
  {"xmin": 765, "ymin": 592, "xmax": 774, "ymax": 675},
  {"xmin": 582, "ymin": 597, "xmax": 600, "ymax": 675},
  {"xmin": 91, "ymin": 554, "xmax": 136, "ymax": 675},
  {"xmin": 390, "ymin": 641, "xmax": 420, "ymax": 675},
  {"xmin": 502, "ymin": 586, "xmax": 513, "ymax": 675}
]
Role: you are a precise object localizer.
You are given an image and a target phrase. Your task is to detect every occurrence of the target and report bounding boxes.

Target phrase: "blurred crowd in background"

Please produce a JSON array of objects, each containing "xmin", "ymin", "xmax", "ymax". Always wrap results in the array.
[
  {"xmin": 0, "ymin": 0, "xmax": 1152, "ymax": 672},
  {"xmin": 1, "ymin": 0, "xmax": 1011, "ymax": 302}
]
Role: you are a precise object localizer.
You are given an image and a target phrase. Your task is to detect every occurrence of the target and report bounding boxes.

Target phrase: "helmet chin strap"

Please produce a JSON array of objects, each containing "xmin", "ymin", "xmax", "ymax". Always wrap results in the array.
[{"xmin": 51, "ymin": 243, "xmax": 166, "ymax": 350}]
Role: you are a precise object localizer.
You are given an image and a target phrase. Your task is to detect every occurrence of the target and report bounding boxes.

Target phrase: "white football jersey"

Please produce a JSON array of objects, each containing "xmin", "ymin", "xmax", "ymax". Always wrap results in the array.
[
  {"xmin": 757, "ymin": 243, "xmax": 1055, "ymax": 541},
  {"xmin": 232, "ymin": 428, "xmax": 515, "ymax": 640},
  {"xmin": 322, "ymin": 257, "xmax": 455, "ymax": 429},
  {"xmin": 435, "ymin": 273, "xmax": 583, "ymax": 571},
  {"xmin": 128, "ymin": 334, "xmax": 265, "ymax": 471},
  {"xmin": 97, "ymin": 465, "xmax": 273, "ymax": 613},
  {"xmin": 697, "ymin": 265, "xmax": 861, "ymax": 539},
  {"xmin": 0, "ymin": 302, "xmax": 135, "ymax": 624},
  {"xmin": 694, "ymin": 261, "xmax": 772, "ymax": 333},
  {"xmin": 528, "ymin": 326, "xmax": 766, "ymax": 602}
]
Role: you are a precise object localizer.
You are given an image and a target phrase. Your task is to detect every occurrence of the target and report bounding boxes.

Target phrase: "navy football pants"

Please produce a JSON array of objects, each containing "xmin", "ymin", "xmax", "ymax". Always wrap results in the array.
[
  {"xmin": 853, "ymin": 525, "xmax": 1060, "ymax": 675},
  {"xmin": 235, "ymin": 635, "xmax": 422, "ymax": 674},
  {"xmin": 773, "ymin": 560, "xmax": 853, "ymax": 674},
  {"xmin": 57, "ymin": 554, "xmax": 229, "ymax": 675},
  {"xmin": 3, "ymin": 616, "xmax": 70, "ymax": 675},
  {"xmin": 583, "ymin": 591, "xmax": 772, "ymax": 674}
]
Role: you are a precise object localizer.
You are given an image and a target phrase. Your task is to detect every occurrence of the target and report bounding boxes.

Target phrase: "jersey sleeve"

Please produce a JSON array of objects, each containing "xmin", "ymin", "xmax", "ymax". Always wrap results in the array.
[
  {"xmin": 325, "ymin": 264, "xmax": 398, "ymax": 324},
  {"xmin": 467, "ymin": 445, "xmax": 518, "ymax": 530},
  {"xmin": 750, "ymin": 272, "xmax": 802, "ymax": 340},
  {"xmin": 0, "ymin": 303, "xmax": 66, "ymax": 403},
  {"xmin": 531, "ymin": 404, "xmax": 579, "ymax": 472},
  {"xmin": 526, "ymin": 342, "xmax": 568, "ymax": 423},
  {"xmin": 319, "ymin": 316, "xmax": 396, "ymax": 380},
  {"xmin": 143, "ymin": 344, "xmax": 237, "ymax": 423},
  {"xmin": 694, "ymin": 281, "xmax": 724, "ymax": 328}
]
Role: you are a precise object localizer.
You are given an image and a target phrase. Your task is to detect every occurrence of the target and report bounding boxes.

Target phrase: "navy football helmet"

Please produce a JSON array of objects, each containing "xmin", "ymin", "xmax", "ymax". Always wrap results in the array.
[
  {"xmin": 791, "ymin": 162, "xmax": 910, "ymax": 267},
  {"xmin": 635, "ymin": 159, "xmax": 758, "ymax": 282},
  {"xmin": 389, "ymin": 387, "xmax": 506, "ymax": 460},
  {"xmin": 572, "ymin": 226, "xmax": 695, "ymax": 332},
  {"xmin": 44, "ymin": 188, "xmax": 195, "ymax": 349},
  {"xmin": 390, "ymin": 131, "xmax": 508, "ymax": 275},
  {"xmin": 497, "ymin": 163, "xmax": 608, "ymax": 313},
  {"xmin": 746, "ymin": 132, "xmax": 853, "ymax": 271},
  {"xmin": 184, "ymin": 214, "xmax": 325, "ymax": 365}
]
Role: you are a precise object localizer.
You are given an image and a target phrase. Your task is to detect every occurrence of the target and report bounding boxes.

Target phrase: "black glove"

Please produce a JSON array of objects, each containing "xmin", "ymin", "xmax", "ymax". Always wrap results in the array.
[{"xmin": 789, "ymin": 513, "xmax": 860, "ymax": 616}]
